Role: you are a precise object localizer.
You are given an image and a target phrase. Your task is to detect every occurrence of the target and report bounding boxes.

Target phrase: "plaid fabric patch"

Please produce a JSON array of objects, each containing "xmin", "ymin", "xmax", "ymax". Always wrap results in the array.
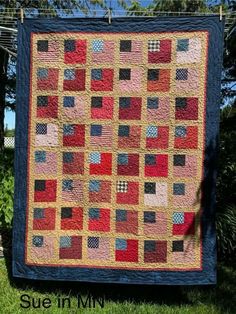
[
  {"xmin": 117, "ymin": 181, "xmax": 128, "ymax": 193},
  {"xmin": 148, "ymin": 40, "xmax": 160, "ymax": 52}
]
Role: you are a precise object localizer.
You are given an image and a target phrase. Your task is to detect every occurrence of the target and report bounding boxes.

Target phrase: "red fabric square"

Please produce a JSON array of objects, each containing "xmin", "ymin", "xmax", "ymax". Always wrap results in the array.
[
  {"xmin": 91, "ymin": 97, "xmax": 114, "ymax": 119},
  {"xmin": 116, "ymin": 182, "xmax": 139, "ymax": 205},
  {"xmin": 64, "ymin": 40, "xmax": 87, "ymax": 64},
  {"xmin": 174, "ymin": 126, "xmax": 198, "ymax": 149},
  {"xmin": 63, "ymin": 125, "xmax": 85, "ymax": 147},
  {"xmin": 37, "ymin": 69, "xmax": 59, "ymax": 91},
  {"xmin": 61, "ymin": 207, "xmax": 83, "ymax": 230},
  {"xmin": 173, "ymin": 212, "xmax": 195, "ymax": 235},
  {"xmin": 119, "ymin": 97, "xmax": 142, "ymax": 120},
  {"xmin": 63, "ymin": 152, "xmax": 84, "ymax": 174},
  {"xmin": 175, "ymin": 98, "xmax": 198, "ymax": 120},
  {"xmin": 148, "ymin": 40, "xmax": 171, "ymax": 63},
  {"xmin": 33, "ymin": 208, "xmax": 56, "ymax": 230},
  {"xmin": 37, "ymin": 96, "xmax": 58, "ymax": 118},
  {"xmin": 34, "ymin": 180, "xmax": 57, "ymax": 202},
  {"xmin": 147, "ymin": 69, "xmax": 170, "ymax": 92},
  {"xmin": 115, "ymin": 239, "xmax": 138, "ymax": 262},
  {"xmin": 146, "ymin": 127, "xmax": 169, "ymax": 149},
  {"xmin": 116, "ymin": 211, "xmax": 138, "ymax": 234},
  {"xmin": 144, "ymin": 241, "xmax": 167, "ymax": 263},
  {"xmin": 91, "ymin": 69, "xmax": 114, "ymax": 91},
  {"xmin": 63, "ymin": 69, "xmax": 85, "ymax": 91},
  {"xmin": 88, "ymin": 208, "xmax": 110, "ymax": 232},
  {"xmin": 59, "ymin": 236, "xmax": 82, "ymax": 259},
  {"xmin": 117, "ymin": 154, "xmax": 139, "ymax": 176},
  {"xmin": 90, "ymin": 153, "xmax": 112, "ymax": 175},
  {"xmin": 145, "ymin": 154, "xmax": 168, "ymax": 177}
]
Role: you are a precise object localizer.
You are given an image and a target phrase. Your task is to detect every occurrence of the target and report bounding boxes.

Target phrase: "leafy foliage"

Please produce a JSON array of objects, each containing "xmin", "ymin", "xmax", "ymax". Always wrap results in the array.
[
  {"xmin": 216, "ymin": 205, "xmax": 236, "ymax": 261},
  {"xmin": 0, "ymin": 148, "xmax": 14, "ymax": 228}
]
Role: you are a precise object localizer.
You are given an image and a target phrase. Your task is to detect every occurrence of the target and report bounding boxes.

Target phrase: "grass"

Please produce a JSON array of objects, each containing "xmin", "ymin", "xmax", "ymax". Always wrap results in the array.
[{"xmin": 0, "ymin": 251, "xmax": 235, "ymax": 314}]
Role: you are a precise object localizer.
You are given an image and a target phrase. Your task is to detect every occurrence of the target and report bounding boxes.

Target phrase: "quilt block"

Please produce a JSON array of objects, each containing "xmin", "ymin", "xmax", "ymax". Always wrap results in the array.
[{"xmin": 13, "ymin": 17, "xmax": 223, "ymax": 284}]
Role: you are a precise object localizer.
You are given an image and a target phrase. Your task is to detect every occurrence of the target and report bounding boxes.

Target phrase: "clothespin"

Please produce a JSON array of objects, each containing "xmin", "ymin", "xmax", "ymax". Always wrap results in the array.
[
  {"xmin": 219, "ymin": 5, "xmax": 222, "ymax": 21},
  {"xmin": 20, "ymin": 8, "xmax": 24, "ymax": 24},
  {"xmin": 108, "ymin": 8, "xmax": 111, "ymax": 24}
]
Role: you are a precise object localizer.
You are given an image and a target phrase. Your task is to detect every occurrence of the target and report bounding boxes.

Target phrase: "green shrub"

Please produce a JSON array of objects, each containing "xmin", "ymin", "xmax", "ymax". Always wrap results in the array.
[
  {"xmin": 0, "ymin": 148, "xmax": 14, "ymax": 228},
  {"xmin": 216, "ymin": 205, "xmax": 236, "ymax": 261}
]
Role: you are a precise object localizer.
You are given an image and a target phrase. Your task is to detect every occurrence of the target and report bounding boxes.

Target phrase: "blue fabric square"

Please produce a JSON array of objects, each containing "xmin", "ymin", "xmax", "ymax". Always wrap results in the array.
[
  {"xmin": 90, "ymin": 152, "xmax": 101, "ymax": 164},
  {"xmin": 89, "ymin": 180, "xmax": 100, "ymax": 192},
  {"xmin": 173, "ymin": 183, "xmax": 185, "ymax": 195},
  {"xmin": 64, "ymin": 69, "xmax": 75, "ymax": 80},
  {"xmin": 33, "ymin": 236, "xmax": 44, "ymax": 247},
  {"xmin": 64, "ymin": 39, "xmax": 75, "ymax": 52},
  {"xmin": 63, "ymin": 152, "xmax": 73, "ymax": 163},
  {"xmin": 63, "ymin": 96, "xmax": 75, "ymax": 107},
  {"xmin": 37, "ymin": 96, "xmax": 48, "ymax": 107},
  {"xmin": 175, "ymin": 126, "xmax": 187, "ymax": 138},
  {"xmin": 118, "ymin": 154, "xmax": 128, "ymax": 165},
  {"xmin": 62, "ymin": 180, "xmax": 73, "ymax": 191},
  {"xmin": 91, "ymin": 125, "xmax": 102, "ymax": 136},
  {"xmin": 89, "ymin": 208, "xmax": 100, "ymax": 219},
  {"xmin": 92, "ymin": 69, "xmax": 102, "ymax": 80},
  {"xmin": 118, "ymin": 125, "xmax": 130, "ymax": 137},
  {"xmin": 36, "ymin": 123, "xmax": 47, "ymax": 135},
  {"xmin": 116, "ymin": 238, "xmax": 127, "ymax": 250},
  {"xmin": 176, "ymin": 69, "xmax": 188, "ymax": 80},
  {"xmin": 177, "ymin": 39, "xmax": 189, "ymax": 52},
  {"xmin": 173, "ymin": 212, "xmax": 184, "ymax": 224},
  {"xmin": 60, "ymin": 236, "xmax": 71, "ymax": 248},
  {"xmin": 35, "ymin": 151, "xmax": 46, "ymax": 163},
  {"xmin": 144, "ymin": 211, "xmax": 156, "ymax": 223},
  {"xmin": 116, "ymin": 209, "xmax": 127, "ymax": 222},
  {"xmin": 147, "ymin": 97, "xmax": 159, "ymax": 109},
  {"xmin": 92, "ymin": 39, "xmax": 104, "ymax": 52},
  {"xmin": 119, "ymin": 97, "xmax": 131, "ymax": 108},
  {"xmin": 146, "ymin": 126, "xmax": 158, "ymax": 138},
  {"xmin": 63, "ymin": 124, "xmax": 74, "ymax": 136},
  {"xmin": 88, "ymin": 237, "xmax": 99, "ymax": 248},
  {"xmin": 145, "ymin": 154, "xmax": 156, "ymax": 165},
  {"xmin": 144, "ymin": 240, "xmax": 156, "ymax": 252},
  {"xmin": 33, "ymin": 208, "xmax": 44, "ymax": 219},
  {"xmin": 37, "ymin": 68, "xmax": 48, "ymax": 79}
]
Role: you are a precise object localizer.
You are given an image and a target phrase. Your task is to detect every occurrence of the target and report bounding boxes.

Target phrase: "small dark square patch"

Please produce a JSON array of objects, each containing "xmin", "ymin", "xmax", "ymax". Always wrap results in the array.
[
  {"xmin": 145, "ymin": 182, "xmax": 156, "ymax": 194},
  {"xmin": 119, "ymin": 69, "xmax": 131, "ymax": 80},
  {"xmin": 64, "ymin": 39, "xmax": 75, "ymax": 52},
  {"xmin": 144, "ymin": 240, "xmax": 156, "ymax": 252},
  {"xmin": 120, "ymin": 40, "xmax": 131, "ymax": 52},
  {"xmin": 36, "ymin": 123, "xmax": 47, "ymax": 135},
  {"xmin": 175, "ymin": 98, "xmax": 187, "ymax": 109},
  {"xmin": 35, "ymin": 180, "xmax": 46, "ymax": 191},
  {"xmin": 172, "ymin": 240, "xmax": 184, "ymax": 252},
  {"xmin": 37, "ymin": 40, "xmax": 48, "ymax": 52},
  {"xmin": 145, "ymin": 154, "xmax": 156, "ymax": 165},
  {"xmin": 37, "ymin": 96, "xmax": 48, "ymax": 107},
  {"xmin": 61, "ymin": 207, "xmax": 72, "ymax": 219},
  {"xmin": 144, "ymin": 211, "xmax": 156, "ymax": 223},
  {"xmin": 148, "ymin": 69, "xmax": 159, "ymax": 81},
  {"xmin": 174, "ymin": 155, "xmax": 186, "ymax": 166},
  {"xmin": 173, "ymin": 183, "xmax": 185, "ymax": 195},
  {"xmin": 119, "ymin": 97, "xmax": 131, "ymax": 108},
  {"xmin": 63, "ymin": 152, "xmax": 74, "ymax": 163},
  {"xmin": 91, "ymin": 97, "xmax": 102, "ymax": 108}
]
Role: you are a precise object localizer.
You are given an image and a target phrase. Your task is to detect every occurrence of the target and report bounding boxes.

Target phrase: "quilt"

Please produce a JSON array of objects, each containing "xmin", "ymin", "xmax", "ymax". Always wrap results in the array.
[{"xmin": 13, "ymin": 16, "xmax": 224, "ymax": 284}]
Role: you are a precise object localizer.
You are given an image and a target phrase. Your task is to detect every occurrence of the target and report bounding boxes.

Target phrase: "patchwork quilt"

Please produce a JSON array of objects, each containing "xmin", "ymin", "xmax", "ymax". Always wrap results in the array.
[{"xmin": 13, "ymin": 17, "xmax": 224, "ymax": 284}]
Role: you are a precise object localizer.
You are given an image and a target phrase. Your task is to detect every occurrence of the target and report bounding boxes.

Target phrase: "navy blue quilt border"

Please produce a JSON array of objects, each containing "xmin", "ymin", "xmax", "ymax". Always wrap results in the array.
[{"xmin": 13, "ymin": 16, "xmax": 224, "ymax": 285}]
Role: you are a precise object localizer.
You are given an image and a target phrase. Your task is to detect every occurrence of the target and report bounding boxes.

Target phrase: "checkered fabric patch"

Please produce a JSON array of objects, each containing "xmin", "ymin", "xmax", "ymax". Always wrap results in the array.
[{"xmin": 148, "ymin": 40, "xmax": 160, "ymax": 52}]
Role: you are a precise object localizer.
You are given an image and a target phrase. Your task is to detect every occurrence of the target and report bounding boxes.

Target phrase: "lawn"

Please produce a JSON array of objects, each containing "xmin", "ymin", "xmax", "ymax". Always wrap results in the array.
[{"xmin": 0, "ymin": 253, "xmax": 235, "ymax": 314}]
